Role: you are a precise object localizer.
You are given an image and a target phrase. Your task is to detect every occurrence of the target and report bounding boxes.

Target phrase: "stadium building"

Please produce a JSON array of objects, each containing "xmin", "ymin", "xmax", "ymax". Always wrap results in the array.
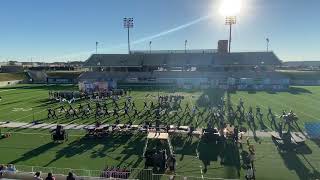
[{"xmin": 80, "ymin": 45, "xmax": 289, "ymax": 91}]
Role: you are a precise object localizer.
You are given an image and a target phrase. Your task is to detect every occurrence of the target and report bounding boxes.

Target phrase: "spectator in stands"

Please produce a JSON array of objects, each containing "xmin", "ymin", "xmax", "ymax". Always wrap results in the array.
[
  {"xmin": 102, "ymin": 166, "xmax": 130, "ymax": 179},
  {"xmin": 0, "ymin": 164, "xmax": 5, "ymax": 176},
  {"xmin": 34, "ymin": 172, "xmax": 43, "ymax": 180},
  {"xmin": 7, "ymin": 164, "xmax": 16, "ymax": 172},
  {"xmin": 66, "ymin": 172, "xmax": 75, "ymax": 180},
  {"xmin": 45, "ymin": 172, "xmax": 55, "ymax": 180}
]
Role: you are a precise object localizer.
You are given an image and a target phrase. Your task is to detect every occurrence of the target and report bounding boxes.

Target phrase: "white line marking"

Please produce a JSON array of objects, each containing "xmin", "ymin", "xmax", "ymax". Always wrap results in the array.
[
  {"xmin": 0, "ymin": 89, "xmax": 16, "ymax": 92},
  {"xmin": 4, "ymin": 131, "xmax": 84, "ymax": 137}
]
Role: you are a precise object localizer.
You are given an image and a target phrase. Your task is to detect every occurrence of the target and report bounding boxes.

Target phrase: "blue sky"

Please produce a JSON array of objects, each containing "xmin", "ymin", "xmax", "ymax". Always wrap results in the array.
[{"xmin": 0, "ymin": 0, "xmax": 319, "ymax": 62}]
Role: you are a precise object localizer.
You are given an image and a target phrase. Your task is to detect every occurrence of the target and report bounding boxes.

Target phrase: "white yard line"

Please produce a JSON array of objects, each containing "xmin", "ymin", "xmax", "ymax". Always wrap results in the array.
[
  {"xmin": 259, "ymin": 94, "xmax": 319, "ymax": 120},
  {"xmin": 195, "ymin": 141, "xmax": 205, "ymax": 180},
  {"xmin": 187, "ymin": 94, "xmax": 205, "ymax": 179},
  {"xmin": 0, "ymin": 89, "xmax": 16, "ymax": 92},
  {"xmin": 5, "ymin": 131, "xmax": 84, "ymax": 137},
  {"xmin": 14, "ymin": 108, "xmax": 47, "ymax": 121},
  {"xmin": 0, "ymin": 91, "xmax": 48, "ymax": 111},
  {"xmin": 236, "ymin": 93, "xmax": 319, "ymax": 125},
  {"xmin": 12, "ymin": 95, "xmax": 88, "ymax": 121}
]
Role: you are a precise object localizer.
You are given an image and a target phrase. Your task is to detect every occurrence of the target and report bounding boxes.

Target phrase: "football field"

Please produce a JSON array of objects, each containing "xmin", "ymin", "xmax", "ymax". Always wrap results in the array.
[
  {"xmin": 0, "ymin": 84, "xmax": 319, "ymax": 128},
  {"xmin": 0, "ymin": 84, "xmax": 320, "ymax": 180}
]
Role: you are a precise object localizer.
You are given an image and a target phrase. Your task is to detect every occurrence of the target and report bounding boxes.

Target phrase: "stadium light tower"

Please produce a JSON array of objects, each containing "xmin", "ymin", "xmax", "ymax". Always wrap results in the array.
[
  {"xmin": 123, "ymin": 17, "xmax": 134, "ymax": 54},
  {"xmin": 220, "ymin": 0, "xmax": 241, "ymax": 53},
  {"xmin": 95, "ymin": 41, "xmax": 98, "ymax": 54},
  {"xmin": 266, "ymin": 38, "xmax": 270, "ymax": 52},
  {"xmin": 184, "ymin": 40, "xmax": 187, "ymax": 53},
  {"xmin": 225, "ymin": 16, "xmax": 236, "ymax": 53},
  {"xmin": 149, "ymin": 41, "xmax": 152, "ymax": 54}
]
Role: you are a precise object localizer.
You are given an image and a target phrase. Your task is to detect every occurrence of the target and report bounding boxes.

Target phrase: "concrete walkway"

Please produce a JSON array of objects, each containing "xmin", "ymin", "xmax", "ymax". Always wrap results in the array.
[{"xmin": 0, "ymin": 121, "xmax": 307, "ymax": 139}]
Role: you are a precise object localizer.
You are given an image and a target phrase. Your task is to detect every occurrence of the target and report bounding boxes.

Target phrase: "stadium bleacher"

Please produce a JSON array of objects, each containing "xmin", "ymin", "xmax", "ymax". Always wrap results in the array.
[
  {"xmin": 80, "ymin": 51, "xmax": 286, "ymax": 90},
  {"xmin": 26, "ymin": 70, "xmax": 48, "ymax": 83},
  {"xmin": 84, "ymin": 51, "xmax": 281, "ymax": 68}
]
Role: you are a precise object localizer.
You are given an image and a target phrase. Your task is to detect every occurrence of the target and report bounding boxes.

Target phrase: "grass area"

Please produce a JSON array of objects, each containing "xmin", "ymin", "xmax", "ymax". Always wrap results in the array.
[
  {"xmin": 0, "ymin": 127, "xmax": 241, "ymax": 179},
  {"xmin": 0, "ymin": 84, "xmax": 209, "ymax": 127},
  {"xmin": 228, "ymin": 86, "xmax": 320, "ymax": 131},
  {"xmin": 0, "ymin": 84, "xmax": 319, "ymax": 130},
  {"xmin": 0, "ymin": 72, "xmax": 26, "ymax": 81},
  {"xmin": 0, "ymin": 128, "xmax": 319, "ymax": 179},
  {"xmin": 246, "ymin": 137, "xmax": 320, "ymax": 180},
  {"xmin": 1, "ymin": 84, "xmax": 320, "ymax": 179},
  {"xmin": 0, "ymin": 129, "xmax": 145, "ymax": 169}
]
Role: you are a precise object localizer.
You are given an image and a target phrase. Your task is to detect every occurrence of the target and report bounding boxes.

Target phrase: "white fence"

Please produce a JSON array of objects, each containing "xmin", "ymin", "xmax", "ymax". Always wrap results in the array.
[{"xmin": 3, "ymin": 164, "xmax": 238, "ymax": 180}]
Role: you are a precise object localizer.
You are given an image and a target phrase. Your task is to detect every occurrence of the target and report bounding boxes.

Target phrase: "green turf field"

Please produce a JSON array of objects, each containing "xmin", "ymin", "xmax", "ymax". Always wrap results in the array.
[
  {"xmin": 0, "ymin": 84, "xmax": 319, "ymax": 130},
  {"xmin": 228, "ymin": 86, "xmax": 320, "ymax": 130},
  {"xmin": 0, "ymin": 85, "xmax": 207, "ymax": 126},
  {"xmin": 0, "ymin": 128, "xmax": 319, "ymax": 180},
  {"xmin": 0, "ymin": 84, "xmax": 320, "ymax": 179}
]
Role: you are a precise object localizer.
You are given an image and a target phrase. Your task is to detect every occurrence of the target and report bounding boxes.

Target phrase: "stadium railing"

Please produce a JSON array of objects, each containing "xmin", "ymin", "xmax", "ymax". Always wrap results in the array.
[
  {"xmin": 151, "ymin": 173, "xmax": 239, "ymax": 180},
  {"xmin": 4, "ymin": 164, "xmax": 238, "ymax": 180}
]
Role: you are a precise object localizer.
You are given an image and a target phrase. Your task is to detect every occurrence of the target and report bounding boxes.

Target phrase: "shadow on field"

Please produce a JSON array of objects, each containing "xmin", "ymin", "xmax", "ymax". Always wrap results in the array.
[
  {"xmin": 198, "ymin": 139, "xmax": 240, "ymax": 178},
  {"xmin": 43, "ymin": 133, "xmax": 145, "ymax": 167},
  {"xmin": 0, "ymin": 100, "xmax": 23, "ymax": 106},
  {"xmin": 170, "ymin": 135, "xmax": 198, "ymax": 161},
  {"xmin": 196, "ymin": 88, "xmax": 225, "ymax": 107},
  {"xmin": 115, "ymin": 134, "xmax": 145, "ymax": 168},
  {"xmin": 272, "ymin": 138, "xmax": 319, "ymax": 180},
  {"xmin": 287, "ymin": 87, "xmax": 312, "ymax": 94},
  {"xmin": 10, "ymin": 142, "xmax": 59, "ymax": 164},
  {"xmin": 34, "ymin": 99, "xmax": 57, "ymax": 107},
  {"xmin": 310, "ymin": 139, "xmax": 320, "ymax": 148},
  {"xmin": 226, "ymin": 86, "xmax": 312, "ymax": 95}
]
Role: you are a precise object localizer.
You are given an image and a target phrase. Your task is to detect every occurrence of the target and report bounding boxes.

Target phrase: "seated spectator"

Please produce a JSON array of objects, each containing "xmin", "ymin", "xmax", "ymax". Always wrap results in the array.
[
  {"xmin": 66, "ymin": 172, "xmax": 75, "ymax": 180},
  {"xmin": 45, "ymin": 172, "xmax": 55, "ymax": 180},
  {"xmin": 101, "ymin": 166, "xmax": 130, "ymax": 179},
  {"xmin": 7, "ymin": 164, "xmax": 16, "ymax": 172},
  {"xmin": 0, "ymin": 164, "xmax": 5, "ymax": 176},
  {"xmin": 34, "ymin": 171, "xmax": 43, "ymax": 180}
]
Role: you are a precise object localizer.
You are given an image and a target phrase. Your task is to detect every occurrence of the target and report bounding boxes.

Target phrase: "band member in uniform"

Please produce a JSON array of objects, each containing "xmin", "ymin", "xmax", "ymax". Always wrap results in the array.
[
  {"xmin": 124, "ymin": 106, "xmax": 130, "ymax": 117},
  {"xmin": 143, "ymin": 101, "xmax": 148, "ymax": 109},
  {"xmin": 113, "ymin": 108, "xmax": 119, "ymax": 117},
  {"xmin": 132, "ymin": 108, "xmax": 139, "ymax": 118}
]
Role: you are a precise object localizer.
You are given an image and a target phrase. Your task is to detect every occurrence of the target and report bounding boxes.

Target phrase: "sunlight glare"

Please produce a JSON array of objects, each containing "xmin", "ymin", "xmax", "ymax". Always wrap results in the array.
[{"xmin": 219, "ymin": 0, "xmax": 242, "ymax": 16}]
